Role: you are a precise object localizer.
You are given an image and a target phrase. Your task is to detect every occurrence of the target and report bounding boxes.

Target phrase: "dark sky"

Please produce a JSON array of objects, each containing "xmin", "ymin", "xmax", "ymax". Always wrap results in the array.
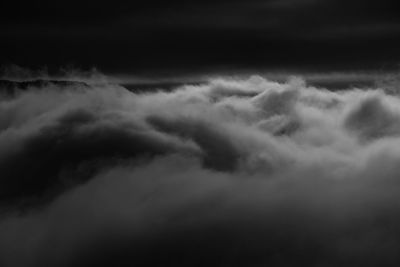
[{"xmin": 1, "ymin": 0, "xmax": 400, "ymax": 74}]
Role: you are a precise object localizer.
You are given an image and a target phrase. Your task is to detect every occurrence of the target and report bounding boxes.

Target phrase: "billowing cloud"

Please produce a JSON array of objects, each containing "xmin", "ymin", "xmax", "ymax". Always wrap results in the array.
[{"xmin": 1, "ymin": 73, "xmax": 400, "ymax": 266}]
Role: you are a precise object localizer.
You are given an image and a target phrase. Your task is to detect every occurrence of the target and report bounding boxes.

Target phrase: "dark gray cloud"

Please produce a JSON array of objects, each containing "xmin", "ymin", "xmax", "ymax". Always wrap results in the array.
[{"xmin": 1, "ymin": 0, "xmax": 399, "ymax": 72}]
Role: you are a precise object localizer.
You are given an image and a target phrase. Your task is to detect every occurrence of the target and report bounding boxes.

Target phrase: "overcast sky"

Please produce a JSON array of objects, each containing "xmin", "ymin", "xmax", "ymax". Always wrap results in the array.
[{"xmin": 1, "ymin": 0, "xmax": 400, "ymax": 74}]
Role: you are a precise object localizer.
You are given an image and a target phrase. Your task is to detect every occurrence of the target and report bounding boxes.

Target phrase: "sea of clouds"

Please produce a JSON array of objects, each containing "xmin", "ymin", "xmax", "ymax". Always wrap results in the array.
[{"xmin": 1, "ymin": 73, "xmax": 400, "ymax": 266}]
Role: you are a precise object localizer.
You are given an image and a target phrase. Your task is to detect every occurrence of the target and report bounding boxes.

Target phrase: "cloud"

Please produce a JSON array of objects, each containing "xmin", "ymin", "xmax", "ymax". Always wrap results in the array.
[{"xmin": 2, "ymin": 73, "xmax": 400, "ymax": 265}]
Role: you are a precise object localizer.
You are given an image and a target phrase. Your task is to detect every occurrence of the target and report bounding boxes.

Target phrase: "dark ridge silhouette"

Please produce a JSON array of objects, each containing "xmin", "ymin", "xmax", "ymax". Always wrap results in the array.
[
  {"xmin": 122, "ymin": 81, "xmax": 205, "ymax": 93},
  {"xmin": 309, "ymin": 80, "xmax": 375, "ymax": 91},
  {"xmin": 0, "ymin": 79, "xmax": 206, "ymax": 95},
  {"xmin": 0, "ymin": 79, "xmax": 90, "ymax": 95},
  {"xmin": 123, "ymin": 80, "xmax": 374, "ymax": 94}
]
